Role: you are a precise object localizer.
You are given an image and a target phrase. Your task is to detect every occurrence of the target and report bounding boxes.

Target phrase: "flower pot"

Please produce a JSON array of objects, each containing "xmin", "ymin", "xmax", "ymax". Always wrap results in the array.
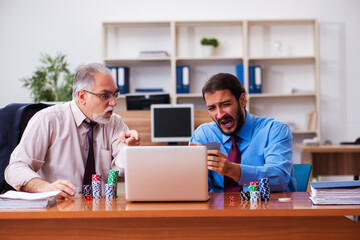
[{"xmin": 201, "ymin": 45, "xmax": 215, "ymax": 57}]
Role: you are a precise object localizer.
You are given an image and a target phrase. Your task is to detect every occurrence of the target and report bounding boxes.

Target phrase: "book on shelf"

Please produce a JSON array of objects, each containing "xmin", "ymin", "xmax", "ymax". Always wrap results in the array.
[
  {"xmin": 117, "ymin": 66, "xmax": 130, "ymax": 94},
  {"xmin": 305, "ymin": 111, "xmax": 317, "ymax": 131},
  {"xmin": 176, "ymin": 65, "xmax": 190, "ymax": 94},
  {"xmin": 309, "ymin": 181, "xmax": 360, "ymax": 205},
  {"xmin": 0, "ymin": 190, "xmax": 60, "ymax": 209},
  {"xmin": 135, "ymin": 88, "xmax": 164, "ymax": 93},
  {"xmin": 107, "ymin": 66, "xmax": 130, "ymax": 94},
  {"xmin": 236, "ymin": 64, "xmax": 244, "ymax": 86},
  {"xmin": 139, "ymin": 50, "xmax": 169, "ymax": 58},
  {"xmin": 248, "ymin": 65, "xmax": 262, "ymax": 94}
]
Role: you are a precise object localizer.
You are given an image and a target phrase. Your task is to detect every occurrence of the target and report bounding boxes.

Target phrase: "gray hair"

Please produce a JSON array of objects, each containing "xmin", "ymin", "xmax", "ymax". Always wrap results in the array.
[{"xmin": 72, "ymin": 62, "xmax": 111, "ymax": 101}]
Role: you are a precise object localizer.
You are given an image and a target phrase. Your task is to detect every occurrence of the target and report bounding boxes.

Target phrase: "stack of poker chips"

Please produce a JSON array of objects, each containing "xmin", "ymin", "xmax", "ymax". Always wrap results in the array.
[
  {"xmin": 250, "ymin": 191, "xmax": 261, "ymax": 203},
  {"xmin": 107, "ymin": 169, "xmax": 119, "ymax": 198},
  {"xmin": 82, "ymin": 184, "xmax": 92, "ymax": 200},
  {"xmin": 249, "ymin": 181, "xmax": 261, "ymax": 202},
  {"xmin": 92, "ymin": 174, "xmax": 102, "ymax": 198},
  {"xmin": 105, "ymin": 183, "xmax": 116, "ymax": 199},
  {"xmin": 259, "ymin": 177, "xmax": 271, "ymax": 201},
  {"xmin": 240, "ymin": 191, "xmax": 250, "ymax": 201}
]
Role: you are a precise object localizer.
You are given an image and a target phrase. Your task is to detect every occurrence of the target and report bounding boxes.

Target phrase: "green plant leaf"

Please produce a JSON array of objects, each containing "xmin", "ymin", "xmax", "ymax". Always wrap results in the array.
[{"xmin": 20, "ymin": 52, "xmax": 76, "ymax": 102}]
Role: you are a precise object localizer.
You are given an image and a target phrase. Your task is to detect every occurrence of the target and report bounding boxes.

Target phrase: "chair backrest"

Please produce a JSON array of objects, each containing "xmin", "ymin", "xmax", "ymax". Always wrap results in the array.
[
  {"xmin": 0, "ymin": 103, "xmax": 51, "ymax": 193},
  {"xmin": 293, "ymin": 164, "xmax": 312, "ymax": 192}
]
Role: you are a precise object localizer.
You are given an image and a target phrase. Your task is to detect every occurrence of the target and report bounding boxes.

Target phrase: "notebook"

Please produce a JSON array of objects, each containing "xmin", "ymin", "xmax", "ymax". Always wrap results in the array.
[{"xmin": 124, "ymin": 146, "xmax": 208, "ymax": 202}]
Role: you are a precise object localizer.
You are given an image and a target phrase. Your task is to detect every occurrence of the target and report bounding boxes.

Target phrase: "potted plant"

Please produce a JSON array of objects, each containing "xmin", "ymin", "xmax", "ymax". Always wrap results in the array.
[
  {"xmin": 21, "ymin": 52, "xmax": 76, "ymax": 103},
  {"xmin": 200, "ymin": 38, "xmax": 219, "ymax": 57}
]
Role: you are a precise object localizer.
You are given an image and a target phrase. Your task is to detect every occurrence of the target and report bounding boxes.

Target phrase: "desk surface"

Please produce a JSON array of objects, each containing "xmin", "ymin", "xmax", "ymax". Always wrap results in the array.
[
  {"xmin": 295, "ymin": 144, "xmax": 360, "ymax": 153},
  {"xmin": 1, "ymin": 192, "xmax": 360, "ymax": 219},
  {"xmin": 1, "ymin": 193, "xmax": 360, "ymax": 240}
]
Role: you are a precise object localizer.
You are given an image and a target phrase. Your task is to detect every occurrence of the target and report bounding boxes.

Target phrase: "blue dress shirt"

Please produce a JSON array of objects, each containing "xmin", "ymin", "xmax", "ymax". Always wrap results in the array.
[{"xmin": 190, "ymin": 110, "xmax": 297, "ymax": 192}]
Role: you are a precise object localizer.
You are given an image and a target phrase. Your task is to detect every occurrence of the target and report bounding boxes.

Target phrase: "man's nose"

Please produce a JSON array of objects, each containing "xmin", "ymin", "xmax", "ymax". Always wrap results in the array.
[{"xmin": 109, "ymin": 96, "xmax": 117, "ymax": 107}]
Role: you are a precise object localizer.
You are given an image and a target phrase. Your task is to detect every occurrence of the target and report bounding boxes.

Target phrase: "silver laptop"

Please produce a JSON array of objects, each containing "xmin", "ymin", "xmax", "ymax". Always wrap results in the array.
[{"xmin": 124, "ymin": 146, "xmax": 208, "ymax": 202}]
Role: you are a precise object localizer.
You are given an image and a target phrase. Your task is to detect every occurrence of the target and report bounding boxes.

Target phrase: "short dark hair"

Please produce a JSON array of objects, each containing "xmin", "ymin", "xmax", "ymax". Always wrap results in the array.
[{"xmin": 202, "ymin": 73, "xmax": 246, "ymax": 100}]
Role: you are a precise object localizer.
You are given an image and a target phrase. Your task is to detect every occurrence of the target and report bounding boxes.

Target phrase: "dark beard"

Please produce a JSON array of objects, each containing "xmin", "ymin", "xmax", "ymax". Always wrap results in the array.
[{"xmin": 213, "ymin": 103, "xmax": 246, "ymax": 136}]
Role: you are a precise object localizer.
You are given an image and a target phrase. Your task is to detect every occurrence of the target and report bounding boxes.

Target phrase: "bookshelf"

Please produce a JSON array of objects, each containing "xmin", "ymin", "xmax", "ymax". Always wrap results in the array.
[{"xmin": 102, "ymin": 19, "xmax": 320, "ymax": 139}]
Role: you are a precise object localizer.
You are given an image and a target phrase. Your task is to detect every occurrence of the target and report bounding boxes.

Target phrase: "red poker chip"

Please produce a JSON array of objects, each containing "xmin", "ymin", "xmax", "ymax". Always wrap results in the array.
[{"xmin": 92, "ymin": 174, "xmax": 102, "ymax": 181}]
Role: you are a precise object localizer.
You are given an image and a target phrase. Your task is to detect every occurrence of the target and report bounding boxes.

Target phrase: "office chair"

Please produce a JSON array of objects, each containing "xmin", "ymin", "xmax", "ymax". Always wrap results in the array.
[
  {"xmin": 0, "ymin": 103, "xmax": 51, "ymax": 193},
  {"xmin": 293, "ymin": 164, "xmax": 312, "ymax": 192}
]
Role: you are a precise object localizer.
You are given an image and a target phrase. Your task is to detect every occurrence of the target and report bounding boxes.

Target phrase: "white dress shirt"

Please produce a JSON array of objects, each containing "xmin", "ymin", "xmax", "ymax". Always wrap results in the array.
[{"xmin": 5, "ymin": 101, "xmax": 128, "ymax": 193}]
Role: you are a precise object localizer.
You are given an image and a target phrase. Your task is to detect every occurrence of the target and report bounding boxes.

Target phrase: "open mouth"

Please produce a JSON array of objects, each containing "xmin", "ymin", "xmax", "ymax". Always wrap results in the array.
[
  {"xmin": 104, "ymin": 107, "xmax": 114, "ymax": 118},
  {"xmin": 218, "ymin": 116, "xmax": 234, "ymax": 129}
]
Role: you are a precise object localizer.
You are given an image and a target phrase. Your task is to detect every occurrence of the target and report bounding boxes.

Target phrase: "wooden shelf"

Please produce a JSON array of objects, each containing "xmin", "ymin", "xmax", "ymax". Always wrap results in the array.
[{"xmin": 103, "ymin": 19, "xmax": 320, "ymax": 141}]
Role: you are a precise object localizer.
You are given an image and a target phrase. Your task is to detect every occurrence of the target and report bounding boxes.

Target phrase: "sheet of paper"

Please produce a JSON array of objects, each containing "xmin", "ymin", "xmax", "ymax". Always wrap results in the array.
[{"xmin": 0, "ymin": 190, "xmax": 61, "ymax": 200}]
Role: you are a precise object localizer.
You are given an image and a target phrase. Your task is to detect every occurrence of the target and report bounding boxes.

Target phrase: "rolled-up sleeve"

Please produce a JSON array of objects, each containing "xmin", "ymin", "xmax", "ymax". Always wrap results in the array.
[{"xmin": 5, "ymin": 112, "xmax": 50, "ymax": 190}]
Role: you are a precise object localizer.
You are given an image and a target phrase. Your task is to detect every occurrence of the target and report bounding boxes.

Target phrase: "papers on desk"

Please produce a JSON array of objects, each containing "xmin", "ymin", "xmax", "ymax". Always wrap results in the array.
[
  {"xmin": 0, "ymin": 190, "xmax": 60, "ymax": 209},
  {"xmin": 309, "ymin": 181, "xmax": 360, "ymax": 205}
]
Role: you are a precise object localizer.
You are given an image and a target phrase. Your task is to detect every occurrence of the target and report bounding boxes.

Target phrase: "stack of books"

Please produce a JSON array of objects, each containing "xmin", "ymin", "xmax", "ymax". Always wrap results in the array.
[{"xmin": 309, "ymin": 181, "xmax": 360, "ymax": 205}]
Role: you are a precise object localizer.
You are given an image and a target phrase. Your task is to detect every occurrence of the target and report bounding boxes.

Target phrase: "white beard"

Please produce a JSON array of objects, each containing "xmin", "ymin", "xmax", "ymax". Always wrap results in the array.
[{"xmin": 92, "ymin": 106, "xmax": 114, "ymax": 124}]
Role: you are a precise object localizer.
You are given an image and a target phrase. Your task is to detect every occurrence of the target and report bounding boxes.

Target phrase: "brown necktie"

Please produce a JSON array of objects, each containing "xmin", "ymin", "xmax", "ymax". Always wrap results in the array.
[
  {"xmin": 82, "ymin": 121, "xmax": 97, "ymax": 185},
  {"xmin": 224, "ymin": 135, "xmax": 242, "ymax": 192}
]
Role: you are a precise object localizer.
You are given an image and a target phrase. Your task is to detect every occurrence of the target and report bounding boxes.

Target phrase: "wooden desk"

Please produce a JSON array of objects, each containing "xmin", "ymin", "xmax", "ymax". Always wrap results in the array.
[
  {"xmin": 295, "ymin": 144, "xmax": 360, "ymax": 177},
  {"xmin": 0, "ymin": 193, "xmax": 359, "ymax": 240}
]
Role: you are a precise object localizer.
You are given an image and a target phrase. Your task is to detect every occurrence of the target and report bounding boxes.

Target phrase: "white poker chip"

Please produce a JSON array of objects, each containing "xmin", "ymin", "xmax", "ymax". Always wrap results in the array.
[{"xmin": 278, "ymin": 197, "xmax": 292, "ymax": 202}]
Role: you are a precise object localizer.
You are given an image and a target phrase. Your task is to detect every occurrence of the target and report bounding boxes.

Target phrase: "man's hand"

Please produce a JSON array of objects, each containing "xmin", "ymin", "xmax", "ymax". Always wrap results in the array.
[
  {"xmin": 120, "ymin": 130, "xmax": 140, "ymax": 146},
  {"xmin": 21, "ymin": 178, "xmax": 76, "ymax": 199},
  {"xmin": 207, "ymin": 149, "xmax": 241, "ymax": 181}
]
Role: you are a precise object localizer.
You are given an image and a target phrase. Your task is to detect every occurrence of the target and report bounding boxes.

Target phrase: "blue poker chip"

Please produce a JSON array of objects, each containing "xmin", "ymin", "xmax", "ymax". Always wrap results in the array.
[
  {"xmin": 105, "ymin": 183, "xmax": 116, "ymax": 199},
  {"xmin": 92, "ymin": 181, "xmax": 102, "ymax": 198}
]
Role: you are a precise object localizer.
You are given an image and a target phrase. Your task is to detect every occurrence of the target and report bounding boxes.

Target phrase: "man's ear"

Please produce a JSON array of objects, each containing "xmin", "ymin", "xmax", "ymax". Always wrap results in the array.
[
  {"xmin": 77, "ymin": 90, "xmax": 87, "ymax": 105},
  {"xmin": 239, "ymin": 93, "xmax": 247, "ymax": 108}
]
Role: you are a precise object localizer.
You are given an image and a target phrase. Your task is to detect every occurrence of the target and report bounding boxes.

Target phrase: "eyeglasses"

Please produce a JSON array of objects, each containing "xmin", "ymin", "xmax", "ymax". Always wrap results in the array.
[{"xmin": 83, "ymin": 89, "xmax": 121, "ymax": 100}]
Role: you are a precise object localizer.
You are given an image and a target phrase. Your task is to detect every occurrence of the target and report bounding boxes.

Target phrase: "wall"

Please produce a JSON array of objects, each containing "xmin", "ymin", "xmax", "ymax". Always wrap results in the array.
[{"xmin": 0, "ymin": 0, "xmax": 359, "ymax": 145}]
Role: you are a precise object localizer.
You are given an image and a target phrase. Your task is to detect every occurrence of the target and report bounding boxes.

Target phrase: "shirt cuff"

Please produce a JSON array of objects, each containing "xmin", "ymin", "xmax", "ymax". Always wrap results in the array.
[{"xmin": 238, "ymin": 164, "xmax": 257, "ymax": 187}]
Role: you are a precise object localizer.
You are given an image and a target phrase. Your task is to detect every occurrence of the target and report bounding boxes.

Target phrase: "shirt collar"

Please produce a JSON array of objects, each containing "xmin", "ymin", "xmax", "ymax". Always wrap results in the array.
[
  {"xmin": 70, "ymin": 100, "xmax": 88, "ymax": 127},
  {"xmin": 222, "ymin": 109, "xmax": 253, "ymax": 143}
]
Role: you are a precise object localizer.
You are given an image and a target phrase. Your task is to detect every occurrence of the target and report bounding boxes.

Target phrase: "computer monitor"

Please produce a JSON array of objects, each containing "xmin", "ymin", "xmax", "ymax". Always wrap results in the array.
[
  {"xmin": 126, "ymin": 94, "xmax": 170, "ymax": 110},
  {"xmin": 151, "ymin": 104, "xmax": 194, "ymax": 143}
]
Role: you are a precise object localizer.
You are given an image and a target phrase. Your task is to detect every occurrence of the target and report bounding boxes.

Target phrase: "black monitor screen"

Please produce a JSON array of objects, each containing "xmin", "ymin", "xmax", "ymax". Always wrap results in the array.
[
  {"xmin": 126, "ymin": 94, "xmax": 170, "ymax": 110},
  {"xmin": 151, "ymin": 104, "xmax": 194, "ymax": 142}
]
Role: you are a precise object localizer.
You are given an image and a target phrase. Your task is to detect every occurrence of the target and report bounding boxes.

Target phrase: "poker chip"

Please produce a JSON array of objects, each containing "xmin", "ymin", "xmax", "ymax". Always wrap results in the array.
[
  {"xmin": 250, "ymin": 191, "xmax": 261, "ymax": 202},
  {"xmin": 105, "ymin": 183, "xmax": 116, "ymax": 199},
  {"xmin": 249, "ymin": 185, "xmax": 259, "ymax": 192},
  {"xmin": 259, "ymin": 178, "xmax": 271, "ymax": 201},
  {"xmin": 92, "ymin": 181, "xmax": 102, "ymax": 198},
  {"xmin": 250, "ymin": 181, "xmax": 259, "ymax": 186},
  {"xmin": 240, "ymin": 191, "xmax": 250, "ymax": 201},
  {"xmin": 107, "ymin": 170, "xmax": 119, "ymax": 198},
  {"xmin": 82, "ymin": 184, "xmax": 92, "ymax": 198},
  {"xmin": 92, "ymin": 174, "xmax": 102, "ymax": 182},
  {"xmin": 107, "ymin": 170, "xmax": 119, "ymax": 184}
]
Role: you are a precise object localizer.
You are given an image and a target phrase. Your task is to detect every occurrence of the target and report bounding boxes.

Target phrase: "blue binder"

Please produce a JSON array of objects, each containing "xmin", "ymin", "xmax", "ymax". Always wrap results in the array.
[
  {"xmin": 248, "ymin": 66, "xmax": 255, "ymax": 94},
  {"xmin": 108, "ymin": 66, "xmax": 118, "ymax": 84},
  {"xmin": 176, "ymin": 65, "xmax": 190, "ymax": 94},
  {"xmin": 176, "ymin": 66, "xmax": 183, "ymax": 93},
  {"xmin": 236, "ymin": 64, "xmax": 244, "ymax": 86},
  {"xmin": 254, "ymin": 65, "xmax": 262, "ymax": 94},
  {"xmin": 117, "ymin": 66, "xmax": 130, "ymax": 94}
]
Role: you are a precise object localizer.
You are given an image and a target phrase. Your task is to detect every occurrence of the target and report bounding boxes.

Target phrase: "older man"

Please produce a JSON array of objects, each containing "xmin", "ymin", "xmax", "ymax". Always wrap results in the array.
[{"xmin": 5, "ymin": 62, "xmax": 139, "ymax": 198}]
